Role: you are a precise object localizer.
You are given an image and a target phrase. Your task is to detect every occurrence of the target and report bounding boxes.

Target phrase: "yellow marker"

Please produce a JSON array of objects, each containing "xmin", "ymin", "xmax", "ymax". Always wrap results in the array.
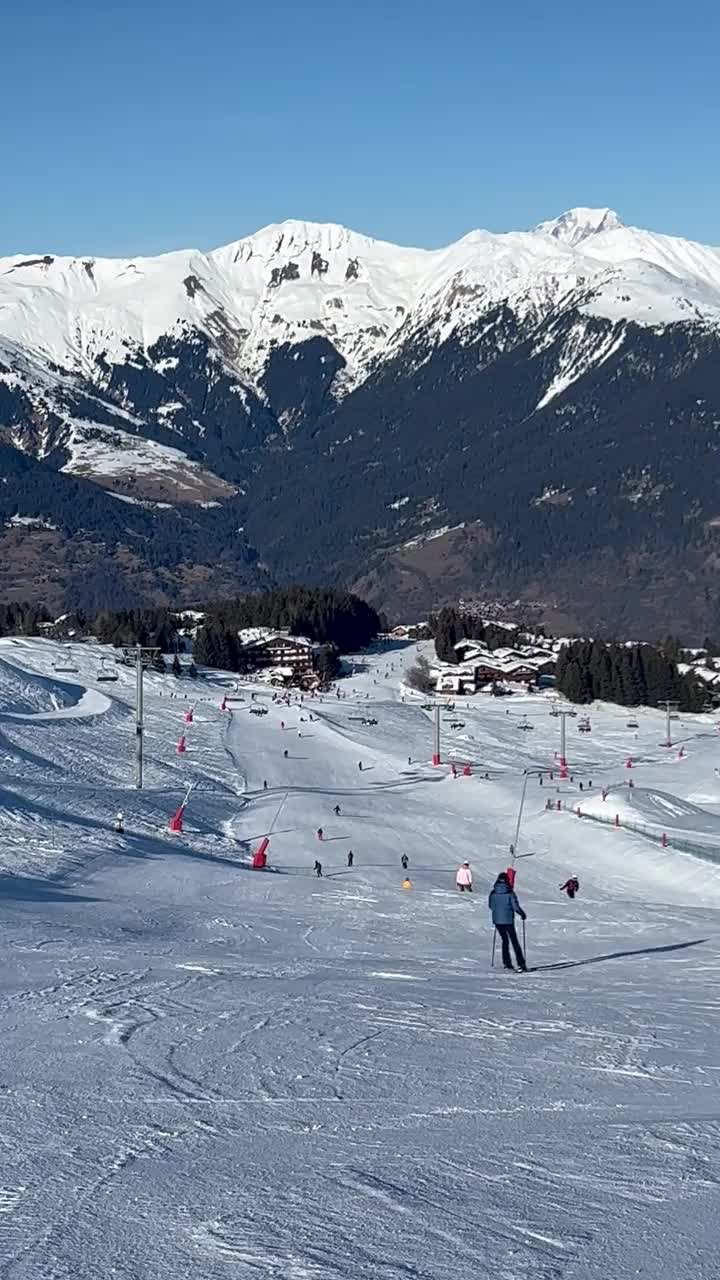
[{"xmin": 402, "ymin": 878, "xmax": 413, "ymax": 890}]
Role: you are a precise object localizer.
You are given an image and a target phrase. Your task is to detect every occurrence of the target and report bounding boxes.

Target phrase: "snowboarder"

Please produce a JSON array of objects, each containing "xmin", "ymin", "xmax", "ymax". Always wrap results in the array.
[
  {"xmin": 560, "ymin": 876, "xmax": 580, "ymax": 899},
  {"xmin": 334, "ymin": 804, "xmax": 341, "ymax": 817},
  {"xmin": 114, "ymin": 811, "xmax": 124, "ymax": 835},
  {"xmin": 347, "ymin": 850, "xmax": 354, "ymax": 867},
  {"xmin": 456, "ymin": 861, "xmax": 473, "ymax": 893},
  {"xmin": 401, "ymin": 853, "xmax": 409, "ymax": 871},
  {"xmin": 317, "ymin": 827, "xmax": 324, "ymax": 841},
  {"xmin": 314, "ymin": 860, "xmax": 323, "ymax": 878},
  {"xmin": 488, "ymin": 872, "xmax": 527, "ymax": 972}
]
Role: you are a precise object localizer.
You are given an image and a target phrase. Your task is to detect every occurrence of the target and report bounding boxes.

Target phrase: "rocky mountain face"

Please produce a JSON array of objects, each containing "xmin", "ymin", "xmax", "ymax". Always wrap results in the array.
[{"xmin": 2, "ymin": 208, "xmax": 720, "ymax": 636}]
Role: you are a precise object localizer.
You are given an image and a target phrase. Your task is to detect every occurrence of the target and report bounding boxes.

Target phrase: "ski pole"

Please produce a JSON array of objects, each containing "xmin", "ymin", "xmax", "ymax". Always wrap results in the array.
[
  {"xmin": 491, "ymin": 930, "xmax": 496, "ymax": 969},
  {"xmin": 522, "ymin": 918, "xmax": 527, "ymax": 965}
]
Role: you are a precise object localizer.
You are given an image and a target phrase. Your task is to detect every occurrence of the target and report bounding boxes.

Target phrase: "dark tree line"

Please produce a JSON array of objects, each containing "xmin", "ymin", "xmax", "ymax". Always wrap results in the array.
[
  {"xmin": 202, "ymin": 587, "xmax": 380, "ymax": 652},
  {"xmin": 91, "ymin": 608, "xmax": 178, "ymax": 652},
  {"xmin": 430, "ymin": 606, "xmax": 540, "ymax": 664},
  {"xmin": 556, "ymin": 640, "xmax": 706, "ymax": 712},
  {"xmin": 0, "ymin": 601, "xmax": 52, "ymax": 636}
]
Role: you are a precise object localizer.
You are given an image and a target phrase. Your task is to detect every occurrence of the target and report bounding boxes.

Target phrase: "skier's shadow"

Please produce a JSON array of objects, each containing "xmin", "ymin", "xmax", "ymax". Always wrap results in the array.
[{"xmin": 533, "ymin": 937, "xmax": 707, "ymax": 972}]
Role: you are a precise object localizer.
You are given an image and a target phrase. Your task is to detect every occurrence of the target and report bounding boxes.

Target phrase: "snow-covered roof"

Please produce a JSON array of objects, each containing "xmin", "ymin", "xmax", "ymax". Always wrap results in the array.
[{"xmin": 238, "ymin": 627, "xmax": 314, "ymax": 650}]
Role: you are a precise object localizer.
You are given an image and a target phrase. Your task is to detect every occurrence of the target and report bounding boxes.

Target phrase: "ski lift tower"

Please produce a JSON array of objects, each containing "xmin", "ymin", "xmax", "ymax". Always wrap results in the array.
[
  {"xmin": 122, "ymin": 646, "xmax": 160, "ymax": 788},
  {"xmin": 660, "ymin": 699, "xmax": 680, "ymax": 748},
  {"xmin": 432, "ymin": 703, "xmax": 441, "ymax": 765},
  {"xmin": 549, "ymin": 702, "xmax": 577, "ymax": 777}
]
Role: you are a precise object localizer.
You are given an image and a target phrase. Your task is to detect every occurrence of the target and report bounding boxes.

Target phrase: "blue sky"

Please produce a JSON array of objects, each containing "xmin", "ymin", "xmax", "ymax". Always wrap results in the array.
[{"xmin": 2, "ymin": 0, "xmax": 718, "ymax": 255}]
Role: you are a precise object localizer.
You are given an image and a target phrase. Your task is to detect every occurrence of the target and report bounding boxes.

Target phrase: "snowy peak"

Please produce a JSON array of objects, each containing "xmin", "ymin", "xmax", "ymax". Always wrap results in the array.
[{"xmin": 534, "ymin": 207, "xmax": 624, "ymax": 247}]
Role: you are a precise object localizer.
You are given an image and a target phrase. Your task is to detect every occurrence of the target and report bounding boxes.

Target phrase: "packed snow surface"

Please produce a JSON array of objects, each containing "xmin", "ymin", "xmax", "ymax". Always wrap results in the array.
[{"xmin": 1, "ymin": 636, "xmax": 720, "ymax": 1277}]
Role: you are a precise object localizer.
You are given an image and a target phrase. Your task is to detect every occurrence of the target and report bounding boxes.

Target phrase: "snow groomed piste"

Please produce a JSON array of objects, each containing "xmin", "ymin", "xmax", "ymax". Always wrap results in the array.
[{"xmin": 0, "ymin": 636, "xmax": 719, "ymax": 1277}]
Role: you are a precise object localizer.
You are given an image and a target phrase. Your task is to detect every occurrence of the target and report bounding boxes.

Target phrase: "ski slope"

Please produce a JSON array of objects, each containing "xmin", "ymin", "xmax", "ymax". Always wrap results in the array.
[{"xmin": 1, "ymin": 637, "xmax": 719, "ymax": 1278}]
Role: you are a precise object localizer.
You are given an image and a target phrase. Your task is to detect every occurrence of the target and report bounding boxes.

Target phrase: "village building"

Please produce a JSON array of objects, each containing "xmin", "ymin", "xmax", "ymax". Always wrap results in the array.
[
  {"xmin": 237, "ymin": 628, "xmax": 321, "ymax": 679},
  {"xmin": 389, "ymin": 622, "xmax": 432, "ymax": 641}
]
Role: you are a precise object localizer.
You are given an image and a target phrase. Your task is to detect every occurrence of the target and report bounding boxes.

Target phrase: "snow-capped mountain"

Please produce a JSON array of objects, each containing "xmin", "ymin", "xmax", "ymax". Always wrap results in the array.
[
  {"xmin": 2, "ymin": 207, "xmax": 720, "ymax": 633},
  {"xmin": 3, "ymin": 208, "xmax": 720, "ymax": 389}
]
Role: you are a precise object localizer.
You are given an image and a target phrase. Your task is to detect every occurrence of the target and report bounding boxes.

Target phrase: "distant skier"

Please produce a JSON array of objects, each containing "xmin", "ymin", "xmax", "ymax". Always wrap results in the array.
[
  {"xmin": 408, "ymin": 756, "xmax": 412, "ymax": 766},
  {"xmin": 283, "ymin": 749, "xmax": 289, "ymax": 759},
  {"xmin": 560, "ymin": 876, "xmax": 580, "ymax": 899},
  {"xmin": 451, "ymin": 764, "xmax": 457, "ymax": 779},
  {"xmin": 358, "ymin": 761, "xmax": 363, "ymax": 772},
  {"xmin": 347, "ymin": 850, "xmax": 354, "ymax": 867},
  {"xmin": 334, "ymin": 804, "xmax": 341, "ymax": 817},
  {"xmin": 488, "ymin": 872, "xmax": 527, "ymax": 972},
  {"xmin": 314, "ymin": 860, "xmax": 323, "ymax": 878},
  {"xmin": 456, "ymin": 861, "xmax": 473, "ymax": 893},
  {"xmin": 114, "ymin": 811, "xmax": 124, "ymax": 834},
  {"xmin": 401, "ymin": 853, "xmax": 409, "ymax": 872},
  {"xmin": 317, "ymin": 827, "xmax": 324, "ymax": 841},
  {"xmin": 263, "ymin": 779, "xmax": 268, "ymax": 790}
]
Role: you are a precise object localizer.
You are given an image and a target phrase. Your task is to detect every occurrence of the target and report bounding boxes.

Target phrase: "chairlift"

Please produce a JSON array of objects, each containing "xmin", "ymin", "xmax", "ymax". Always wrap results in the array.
[
  {"xmin": 53, "ymin": 648, "xmax": 79, "ymax": 674},
  {"xmin": 96, "ymin": 657, "xmax": 118, "ymax": 683},
  {"xmin": 626, "ymin": 718, "xmax": 639, "ymax": 729},
  {"xmin": 578, "ymin": 716, "xmax": 591, "ymax": 733},
  {"xmin": 518, "ymin": 716, "xmax": 533, "ymax": 731}
]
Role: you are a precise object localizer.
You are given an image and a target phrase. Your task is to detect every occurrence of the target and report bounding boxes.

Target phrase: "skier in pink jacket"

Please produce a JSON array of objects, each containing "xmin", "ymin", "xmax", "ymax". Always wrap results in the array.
[{"xmin": 456, "ymin": 862, "xmax": 473, "ymax": 893}]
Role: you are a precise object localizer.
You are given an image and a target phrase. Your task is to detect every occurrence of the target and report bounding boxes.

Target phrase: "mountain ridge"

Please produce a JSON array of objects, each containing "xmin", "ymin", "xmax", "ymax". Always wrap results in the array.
[{"xmin": 2, "ymin": 206, "xmax": 720, "ymax": 635}]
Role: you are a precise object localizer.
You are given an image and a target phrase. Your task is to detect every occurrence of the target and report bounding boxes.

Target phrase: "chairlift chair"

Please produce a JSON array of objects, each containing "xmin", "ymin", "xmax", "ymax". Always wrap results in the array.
[
  {"xmin": 53, "ymin": 648, "xmax": 79, "ymax": 674},
  {"xmin": 96, "ymin": 657, "xmax": 118, "ymax": 682}
]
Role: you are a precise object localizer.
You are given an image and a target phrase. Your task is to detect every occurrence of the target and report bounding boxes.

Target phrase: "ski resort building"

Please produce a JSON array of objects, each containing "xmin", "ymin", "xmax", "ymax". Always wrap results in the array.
[
  {"xmin": 432, "ymin": 641, "xmax": 558, "ymax": 694},
  {"xmin": 389, "ymin": 622, "xmax": 432, "ymax": 641},
  {"xmin": 237, "ymin": 628, "xmax": 319, "ymax": 676}
]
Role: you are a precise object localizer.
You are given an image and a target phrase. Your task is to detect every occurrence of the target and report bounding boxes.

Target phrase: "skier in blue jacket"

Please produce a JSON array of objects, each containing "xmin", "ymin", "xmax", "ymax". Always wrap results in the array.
[{"xmin": 489, "ymin": 872, "xmax": 527, "ymax": 971}]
